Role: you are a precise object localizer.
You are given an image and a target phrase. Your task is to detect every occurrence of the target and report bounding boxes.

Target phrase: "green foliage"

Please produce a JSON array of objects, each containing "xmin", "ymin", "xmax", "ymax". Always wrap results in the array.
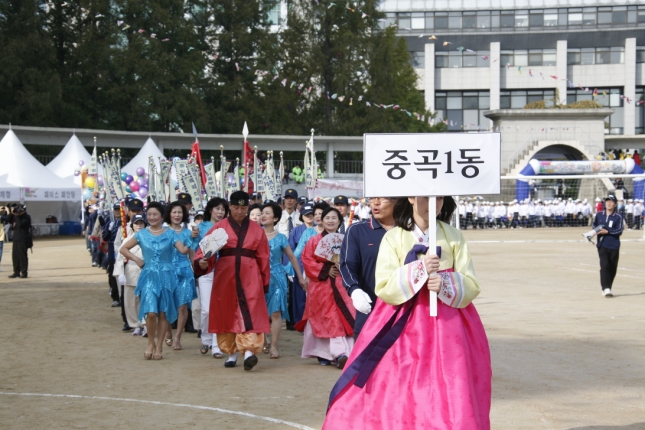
[{"xmin": 0, "ymin": 0, "xmax": 444, "ymax": 136}]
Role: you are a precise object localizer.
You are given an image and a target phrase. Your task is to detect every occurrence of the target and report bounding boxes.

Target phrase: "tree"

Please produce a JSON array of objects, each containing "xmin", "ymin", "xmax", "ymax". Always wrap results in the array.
[
  {"xmin": 195, "ymin": 0, "xmax": 278, "ymax": 134},
  {"xmin": 268, "ymin": 0, "xmax": 444, "ymax": 136},
  {"xmin": 0, "ymin": 0, "xmax": 61, "ymax": 126}
]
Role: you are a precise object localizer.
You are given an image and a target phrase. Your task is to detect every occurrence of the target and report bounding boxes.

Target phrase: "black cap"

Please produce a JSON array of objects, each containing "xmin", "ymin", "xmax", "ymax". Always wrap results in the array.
[
  {"xmin": 300, "ymin": 203, "xmax": 314, "ymax": 216},
  {"xmin": 113, "ymin": 203, "xmax": 121, "ymax": 210},
  {"xmin": 284, "ymin": 189, "xmax": 298, "ymax": 199},
  {"xmin": 128, "ymin": 198, "xmax": 144, "ymax": 211},
  {"xmin": 177, "ymin": 193, "xmax": 192, "ymax": 204},
  {"xmin": 195, "ymin": 209, "xmax": 205, "ymax": 217},
  {"xmin": 298, "ymin": 196, "xmax": 307, "ymax": 205},
  {"xmin": 131, "ymin": 214, "xmax": 147, "ymax": 226},
  {"xmin": 334, "ymin": 195, "xmax": 349, "ymax": 205},
  {"xmin": 229, "ymin": 191, "xmax": 250, "ymax": 206},
  {"xmin": 605, "ymin": 195, "xmax": 617, "ymax": 203},
  {"xmin": 277, "ymin": 196, "xmax": 283, "ymax": 204},
  {"xmin": 250, "ymin": 192, "xmax": 261, "ymax": 201}
]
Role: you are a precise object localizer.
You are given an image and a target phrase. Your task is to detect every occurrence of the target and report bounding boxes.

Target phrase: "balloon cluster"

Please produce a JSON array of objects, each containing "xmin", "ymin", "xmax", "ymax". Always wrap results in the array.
[{"xmin": 120, "ymin": 167, "xmax": 149, "ymax": 199}]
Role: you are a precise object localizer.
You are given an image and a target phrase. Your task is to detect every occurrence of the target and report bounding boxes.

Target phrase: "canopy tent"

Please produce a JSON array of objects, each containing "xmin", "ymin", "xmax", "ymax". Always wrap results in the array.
[
  {"xmin": 122, "ymin": 137, "xmax": 166, "ymax": 175},
  {"xmin": 0, "ymin": 175, "xmax": 20, "ymax": 201},
  {"xmin": 46, "ymin": 134, "xmax": 92, "ymax": 185},
  {"xmin": 0, "ymin": 130, "xmax": 81, "ymax": 222}
]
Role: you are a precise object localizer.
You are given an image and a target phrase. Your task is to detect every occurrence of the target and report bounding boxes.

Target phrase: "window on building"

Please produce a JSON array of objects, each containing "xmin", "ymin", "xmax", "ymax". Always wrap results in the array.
[
  {"xmin": 449, "ymin": 12, "xmax": 462, "ymax": 29},
  {"xmin": 477, "ymin": 11, "xmax": 490, "ymax": 29},
  {"xmin": 568, "ymin": 11, "xmax": 583, "ymax": 26},
  {"xmin": 544, "ymin": 10, "xmax": 558, "ymax": 26},
  {"xmin": 583, "ymin": 8, "xmax": 597, "ymax": 25},
  {"xmin": 636, "ymin": 87, "xmax": 644, "ymax": 135},
  {"xmin": 567, "ymin": 47, "xmax": 624, "ymax": 65},
  {"xmin": 637, "ymin": 47, "xmax": 645, "ymax": 63},
  {"xmin": 435, "ymin": 91, "xmax": 490, "ymax": 131},
  {"xmin": 411, "ymin": 51, "xmax": 425, "ymax": 69},
  {"xmin": 435, "ymin": 12, "xmax": 448, "ymax": 29},
  {"xmin": 568, "ymin": 88, "xmax": 623, "ymax": 134},
  {"xmin": 398, "ymin": 13, "xmax": 411, "ymax": 29},
  {"xmin": 501, "ymin": 11, "xmax": 515, "ymax": 28},
  {"xmin": 425, "ymin": 12, "xmax": 434, "ymax": 29},
  {"xmin": 266, "ymin": 0, "xmax": 281, "ymax": 25},
  {"xmin": 515, "ymin": 11, "xmax": 529, "ymax": 27},
  {"xmin": 500, "ymin": 49, "xmax": 556, "ymax": 67},
  {"xmin": 501, "ymin": 90, "xmax": 555, "ymax": 109},
  {"xmin": 463, "ymin": 12, "xmax": 477, "ymax": 29},
  {"xmin": 435, "ymin": 50, "xmax": 489, "ymax": 68},
  {"xmin": 411, "ymin": 13, "xmax": 425, "ymax": 29}
]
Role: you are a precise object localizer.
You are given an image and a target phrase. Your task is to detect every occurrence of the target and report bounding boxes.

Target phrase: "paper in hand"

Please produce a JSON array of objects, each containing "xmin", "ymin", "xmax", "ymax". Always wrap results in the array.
[{"xmin": 199, "ymin": 228, "xmax": 229, "ymax": 259}]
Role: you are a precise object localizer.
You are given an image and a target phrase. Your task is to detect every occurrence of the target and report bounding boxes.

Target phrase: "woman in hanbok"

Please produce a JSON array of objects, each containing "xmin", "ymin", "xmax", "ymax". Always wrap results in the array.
[
  {"xmin": 297, "ymin": 207, "xmax": 356, "ymax": 368},
  {"xmin": 120, "ymin": 202, "xmax": 194, "ymax": 360},
  {"xmin": 259, "ymin": 202, "xmax": 307, "ymax": 358},
  {"xmin": 193, "ymin": 197, "xmax": 229, "ymax": 357},
  {"xmin": 323, "ymin": 196, "xmax": 491, "ymax": 429},
  {"xmin": 293, "ymin": 201, "xmax": 329, "ymax": 260},
  {"xmin": 163, "ymin": 202, "xmax": 198, "ymax": 351}
]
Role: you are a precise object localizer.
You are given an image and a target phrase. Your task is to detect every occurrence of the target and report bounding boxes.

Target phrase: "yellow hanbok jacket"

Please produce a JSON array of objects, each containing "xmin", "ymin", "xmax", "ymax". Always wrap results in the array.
[{"xmin": 375, "ymin": 221, "xmax": 480, "ymax": 308}]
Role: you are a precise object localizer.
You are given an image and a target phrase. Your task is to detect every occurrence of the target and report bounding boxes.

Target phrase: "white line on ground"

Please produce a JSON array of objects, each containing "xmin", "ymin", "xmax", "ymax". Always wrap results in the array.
[
  {"xmin": 558, "ymin": 267, "xmax": 642, "ymax": 280},
  {"xmin": 579, "ymin": 262, "xmax": 645, "ymax": 274},
  {"xmin": 0, "ymin": 392, "xmax": 316, "ymax": 430},
  {"xmin": 470, "ymin": 239, "xmax": 644, "ymax": 244}
]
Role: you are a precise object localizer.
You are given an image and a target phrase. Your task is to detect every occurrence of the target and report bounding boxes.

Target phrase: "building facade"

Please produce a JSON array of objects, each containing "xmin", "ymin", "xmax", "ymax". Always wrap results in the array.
[{"xmin": 379, "ymin": 0, "xmax": 644, "ymax": 136}]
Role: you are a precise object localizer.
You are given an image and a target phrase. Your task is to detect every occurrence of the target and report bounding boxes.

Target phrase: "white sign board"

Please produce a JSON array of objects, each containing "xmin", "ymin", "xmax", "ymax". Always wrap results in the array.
[{"xmin": 363, "ymin": 133, "xmax": 501, "ymax": 197}]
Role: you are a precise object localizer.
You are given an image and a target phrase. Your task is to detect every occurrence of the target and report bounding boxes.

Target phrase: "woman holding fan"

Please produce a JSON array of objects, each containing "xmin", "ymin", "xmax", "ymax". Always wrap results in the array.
[{"xmin": 297, "ymin": 207, "xmax": 356, "ymax": 368}]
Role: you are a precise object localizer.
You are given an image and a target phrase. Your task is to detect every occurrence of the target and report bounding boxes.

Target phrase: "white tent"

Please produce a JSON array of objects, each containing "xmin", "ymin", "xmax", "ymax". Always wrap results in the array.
[
  {"xmin": 46, "ymin": 134, "xmax": 92, "ymax": 185},
  {"xmin": 122, "ymin": 137, "xmax": 166, "ymax": 175},
  {"xmin": 0, "ymin": 175, "xmax": 20, "ymax": 201},
  {"xmin": 0, "ymin": 130, "xmax": 81, "ymax": 222}
]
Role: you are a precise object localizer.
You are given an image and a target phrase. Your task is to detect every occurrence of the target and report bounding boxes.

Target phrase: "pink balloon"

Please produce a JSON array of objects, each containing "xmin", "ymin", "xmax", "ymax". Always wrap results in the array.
[{"xmin": 129, "ymin": 181, "xmax": 140, "ymax": 192}]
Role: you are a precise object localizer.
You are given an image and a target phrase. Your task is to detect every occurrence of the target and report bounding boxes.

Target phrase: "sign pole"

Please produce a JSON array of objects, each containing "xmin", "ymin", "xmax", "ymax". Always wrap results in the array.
[{"xmin": 428, "ymin": 196, "xmax": 438, "ymax": 317}]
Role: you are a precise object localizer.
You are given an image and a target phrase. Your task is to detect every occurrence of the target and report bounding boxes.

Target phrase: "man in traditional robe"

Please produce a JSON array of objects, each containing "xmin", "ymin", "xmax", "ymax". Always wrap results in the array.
[{"xmin": 194, "ymin": 191, "xmax": 270, "ymax": 370}]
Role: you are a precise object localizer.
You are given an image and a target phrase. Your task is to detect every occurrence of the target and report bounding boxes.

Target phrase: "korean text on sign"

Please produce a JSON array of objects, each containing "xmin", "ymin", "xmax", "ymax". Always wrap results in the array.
[{"xmin": 364, "ymin": 133, "xmax": 500, "ymax": 197}]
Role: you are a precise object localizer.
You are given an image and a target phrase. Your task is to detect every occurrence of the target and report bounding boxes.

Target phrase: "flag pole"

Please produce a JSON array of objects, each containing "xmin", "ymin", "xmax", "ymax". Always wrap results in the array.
[
  {"xmin": 242, "ymin": 122, "xmax": 249, "ymax": 192},
  {"xmin": 428, "ymin": 196, "xmax": 438, "ymax": 317}
]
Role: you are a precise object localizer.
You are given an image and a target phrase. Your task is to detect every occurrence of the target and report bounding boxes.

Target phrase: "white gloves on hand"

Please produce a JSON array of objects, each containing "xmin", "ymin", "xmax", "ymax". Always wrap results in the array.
[
  {"xmin": 351, "ymin": 290, "xmax": 373, "ymax": 315},
  {"xmin": 117, "ymin": 274, "xmax": 127, "ymax": 286}
]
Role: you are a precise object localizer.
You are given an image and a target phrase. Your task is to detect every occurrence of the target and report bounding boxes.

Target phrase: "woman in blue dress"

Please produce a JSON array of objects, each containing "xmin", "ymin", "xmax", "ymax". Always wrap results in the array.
[
  {"xmin": 120, "ymin": 202, "xmax": 194, "ymax": 360},
  {"xmin": 163, "ymin": 201, "xmax": 199, "ymax": 351},
  {"xmin": 261, "ymin": 202, "xmax": 307, "ymax": 359}
]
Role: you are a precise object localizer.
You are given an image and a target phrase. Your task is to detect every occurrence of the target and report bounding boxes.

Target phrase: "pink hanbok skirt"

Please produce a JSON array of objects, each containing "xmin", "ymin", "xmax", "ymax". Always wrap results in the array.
[{"xmin": 323, "ymin": 284, "xmax": 491, "ymax": 430}]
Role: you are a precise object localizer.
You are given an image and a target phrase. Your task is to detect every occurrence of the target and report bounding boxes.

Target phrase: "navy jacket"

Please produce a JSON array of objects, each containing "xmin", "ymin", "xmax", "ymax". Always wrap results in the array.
[
  {"xmin": 339, "ymin": 217, "xmax": 388, "ymax": 333},
  {"xmin": 593, "ymin": 210, "xmax": 623, "ymax": 250}
]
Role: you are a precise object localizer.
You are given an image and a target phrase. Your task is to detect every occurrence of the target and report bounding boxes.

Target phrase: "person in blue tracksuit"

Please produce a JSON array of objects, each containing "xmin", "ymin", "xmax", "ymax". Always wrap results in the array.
[{"xmin": 592, "ymin": 194, "xmax": 624, "ymax": 298}]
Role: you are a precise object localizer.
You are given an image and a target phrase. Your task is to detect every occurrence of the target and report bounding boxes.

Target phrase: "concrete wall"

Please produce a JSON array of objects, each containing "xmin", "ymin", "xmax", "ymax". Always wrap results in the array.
[
  {"xmin": 500, "ymin": 66, "xmax": 558, "ymax": 90},
  {"xmin": 435, "ymin": 67, "xmax": 490, "ymax": 90}
]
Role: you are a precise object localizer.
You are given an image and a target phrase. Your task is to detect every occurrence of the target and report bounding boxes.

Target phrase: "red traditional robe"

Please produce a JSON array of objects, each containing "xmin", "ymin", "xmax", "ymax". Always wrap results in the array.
[
  {"xmin": 296, "ymin": 232, "xmax": 356, "ymax": 337},
  {"xmin": 195, "ymin": 216, "xmax": 270, "ymax": 334}
]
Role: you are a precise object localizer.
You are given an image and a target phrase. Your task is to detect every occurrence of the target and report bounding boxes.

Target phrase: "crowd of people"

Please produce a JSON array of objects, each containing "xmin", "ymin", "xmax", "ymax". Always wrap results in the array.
[
  {"xmin": 82, "ymin": 188, "xmax": 492, "ymax": 427},
  {"xmin": 456, "ymin": 197, "xmax": 644, "ymax": 230}
]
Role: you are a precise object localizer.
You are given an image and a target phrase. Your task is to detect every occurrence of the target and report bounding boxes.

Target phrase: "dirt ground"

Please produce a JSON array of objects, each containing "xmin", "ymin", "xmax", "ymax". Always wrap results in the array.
[{"xmin": 0, "ymin": 227, "xmax": 643, "ymax": 430}]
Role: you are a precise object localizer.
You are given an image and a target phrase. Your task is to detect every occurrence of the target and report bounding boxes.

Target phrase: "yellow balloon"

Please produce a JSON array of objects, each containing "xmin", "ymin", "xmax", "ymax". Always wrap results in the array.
[{"xmin": 84, "ymin": 177, "xmax": 96, "ymax": 188}]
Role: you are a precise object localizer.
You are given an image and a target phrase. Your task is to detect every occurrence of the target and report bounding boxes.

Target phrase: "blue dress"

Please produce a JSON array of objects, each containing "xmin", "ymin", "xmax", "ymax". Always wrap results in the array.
[
  {"xmin": 133, "ymin": 228, "xmax": 179, "ymax": 323},
  {"xmin": 265, "ymin": 233, "xmax": 290, "ymax": 320},
  {"xmin": 289, "ymin": 224, "xmax": 311, "ymax": 323},
  {"xmin": 172, "ymin": 228, "xmax": 198, "ymax": 308},
  {"xmin": 194, "ymin": 221, "xmax": 214, "ymax": 250}
]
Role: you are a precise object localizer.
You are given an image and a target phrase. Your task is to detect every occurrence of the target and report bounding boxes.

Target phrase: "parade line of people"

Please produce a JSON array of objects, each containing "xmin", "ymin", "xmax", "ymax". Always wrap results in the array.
[{"xmin": 84, "ymin": 189, "xmax": 493, "ymax": 427}]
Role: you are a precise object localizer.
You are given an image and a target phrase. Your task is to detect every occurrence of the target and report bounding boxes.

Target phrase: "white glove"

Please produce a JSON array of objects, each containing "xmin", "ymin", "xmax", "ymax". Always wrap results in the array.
[
  {"xmin": 117, "ymin": 274, "xmax": 127, "ymax": 286},
  {"xmin": 351, "ymin": 290, "xmax": 373, "ymax": 315}
]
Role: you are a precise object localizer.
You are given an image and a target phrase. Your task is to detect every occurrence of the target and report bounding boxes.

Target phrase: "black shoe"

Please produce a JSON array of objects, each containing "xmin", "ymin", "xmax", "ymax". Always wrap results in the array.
[
  {"xmin": 197, "ymin": 330, "xmax": 202, "ymax": 338},
  {"xmin": 337, "ymin": 355, "xmax": 348, "ymax": 369},
  {"xmin": 20, "ymin": 274, "xmax": 27, "ymax": 279},
  {"xmin": 8, "ymin": 273, "xmax": 19, "ymax": 278},
  {"xmin": 244, "ymin": 354, "xmax": 258, "ymax": 371},
  {"xmin": 122, "ymin": 324, "xmax": 132, "ymax": 332},
  {"xmin": 285, "ymin": 322, "xmax": 296, "ymax": 331},
  {"xmin": 185, "ymin": 327, "xmax": 197, "ymax": 334},
  {"xmin": 224, "ymin": 359, "xmax": 237, "ymax": 368}
]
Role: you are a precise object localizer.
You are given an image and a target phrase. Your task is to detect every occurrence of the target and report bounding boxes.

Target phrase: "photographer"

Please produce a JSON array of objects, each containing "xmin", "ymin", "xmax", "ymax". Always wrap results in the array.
[
  {"xmin": 0, "ymin": 206, "xmax": 7, "ymax": 270},
  {"xmin": 7, "ymin": 204, "xmax": 31, "ymax": 279}
]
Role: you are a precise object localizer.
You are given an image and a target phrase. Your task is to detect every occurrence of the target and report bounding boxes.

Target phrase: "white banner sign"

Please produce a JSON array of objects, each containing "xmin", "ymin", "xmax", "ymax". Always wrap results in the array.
[
  {"xmin": 363, "ymin": 133, "xmax": 501, "ymax": 197},
  {"xmin": 23, "ymin": 188, "xmax": 78, "ymax": 201},
  {"xmin": 313, "ymin": 179, "xmax": 363, "ymax": 198}
]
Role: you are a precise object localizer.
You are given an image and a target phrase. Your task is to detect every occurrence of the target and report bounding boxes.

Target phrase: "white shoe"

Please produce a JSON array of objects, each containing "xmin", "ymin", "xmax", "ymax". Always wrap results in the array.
[
  {"xmin": 132, "ymin": 327, "xmax": 143, "ymax": 336},
  {"xmin": 602, "ymin": 288, "xmax": 613, "ymax": 297},
  {"xmin": 141, "ymin": 326, "xmax": 148, "ymax": 337}
]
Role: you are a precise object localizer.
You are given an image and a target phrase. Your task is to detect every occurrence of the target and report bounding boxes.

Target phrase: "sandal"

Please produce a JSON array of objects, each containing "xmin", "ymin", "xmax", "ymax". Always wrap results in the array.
[
  {"xmin": 153, "ymin": 346, "xmax": 163, "ymax": 360},
  {"xmin": 270, "ymin": 348, "xmax": 280, "ymax": 359},
  {"xmin": 164, "ymin": 337, "xmax": 172, "ymax": 347},
  {"xmin": 200, "ymin": 345, "xmax": 209, "ymax": 355},
  {"xmin": 262, "ymin": 342, "xmax": 271, "ymax": 354},
  {"xmin": 212, "ymin": 352, "xmax": 223, "ymax": 359},
  {"xmin": 172, "ymin": 338, "xmax": 182, "ymax": 351},
  {"xmin": 144, "ymin": 344, "xmax": 154, "ymax": 360}
]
